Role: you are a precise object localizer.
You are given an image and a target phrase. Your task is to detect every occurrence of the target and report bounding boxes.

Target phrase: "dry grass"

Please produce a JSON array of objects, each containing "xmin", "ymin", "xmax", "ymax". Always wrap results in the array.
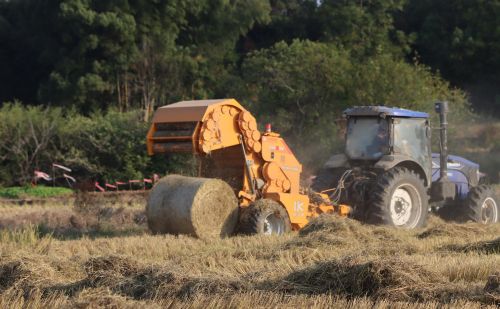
[
  {"xmin": 0, "ymin": 200, "xmax": 499, "ymax": 308},
  {"xmin": 0, "ymin": 196, "xmax": 146, "ymax": 240}
]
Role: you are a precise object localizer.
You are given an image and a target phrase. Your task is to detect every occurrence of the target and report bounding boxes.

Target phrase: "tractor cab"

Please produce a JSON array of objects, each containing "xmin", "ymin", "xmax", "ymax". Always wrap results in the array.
[{"xmin": 341, "ymin": 106, "xmax": 432, "ymax": 186}]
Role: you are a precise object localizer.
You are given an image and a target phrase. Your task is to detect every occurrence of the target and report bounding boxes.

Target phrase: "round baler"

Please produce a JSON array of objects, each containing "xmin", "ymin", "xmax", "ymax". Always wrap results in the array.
[{"xmin": 145, "ymin": 99, "xmax": 347, "ymax": 238}]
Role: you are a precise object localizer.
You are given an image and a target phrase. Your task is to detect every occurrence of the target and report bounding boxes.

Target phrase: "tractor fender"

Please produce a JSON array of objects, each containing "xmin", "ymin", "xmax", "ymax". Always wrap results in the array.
[{"xmin": 374, "ymin": 155, "xmax": 431, "ymax": 187}]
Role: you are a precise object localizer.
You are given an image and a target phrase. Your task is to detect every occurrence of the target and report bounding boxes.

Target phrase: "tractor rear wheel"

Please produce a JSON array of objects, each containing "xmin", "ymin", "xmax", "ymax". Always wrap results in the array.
[
  {"xmin": 238, "ymin": 199, "xmax": 291, "ymax": 235},
  {"xmin": 367, "ymin": 167, "xmax": 428, "ymax": 228},
  {"xmin": 463, "ymin": 185, "xmax": 499, "ymax": 224}
]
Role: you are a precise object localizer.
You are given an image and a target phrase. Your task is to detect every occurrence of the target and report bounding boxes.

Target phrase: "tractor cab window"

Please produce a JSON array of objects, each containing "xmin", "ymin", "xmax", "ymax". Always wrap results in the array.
[
  {"xmin": 346, "ymin": 117, "xmax": 389, "ymax": 160},
  {"xmin": 393, "ymin": 118, "xmax": 430, "ymax": 169}
]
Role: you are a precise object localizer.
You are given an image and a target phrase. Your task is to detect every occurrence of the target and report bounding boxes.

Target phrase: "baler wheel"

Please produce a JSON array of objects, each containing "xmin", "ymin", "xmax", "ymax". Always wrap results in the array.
[
  {"xmin": 463, "ymin": 185, "xmax": 499, "ymax": 224},
  {"xmin": 238, "ymin": 199, "xmax": 291, "ymax": 235},
  {"xmin": 367, "ymin": 167, "xmax": 428, "ymax": 228}
]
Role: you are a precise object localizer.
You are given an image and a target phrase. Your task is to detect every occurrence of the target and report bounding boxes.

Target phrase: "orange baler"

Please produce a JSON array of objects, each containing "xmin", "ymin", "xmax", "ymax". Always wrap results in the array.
[{"xmin": 146, "ymin": 98, "xmax": 348, "ymax": 236}]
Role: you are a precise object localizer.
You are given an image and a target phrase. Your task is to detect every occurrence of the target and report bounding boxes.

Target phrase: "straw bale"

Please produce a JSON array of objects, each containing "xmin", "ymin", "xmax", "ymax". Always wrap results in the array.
[{"xmin": 147, "ymin": 175, "xmax": 238, "ymax": 239}]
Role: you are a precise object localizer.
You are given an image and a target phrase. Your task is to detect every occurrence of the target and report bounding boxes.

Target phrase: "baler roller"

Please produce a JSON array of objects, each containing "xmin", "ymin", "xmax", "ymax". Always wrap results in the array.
[{"xmin": 147, "ymin": 99, "xmax": 246, "ymax": 156}]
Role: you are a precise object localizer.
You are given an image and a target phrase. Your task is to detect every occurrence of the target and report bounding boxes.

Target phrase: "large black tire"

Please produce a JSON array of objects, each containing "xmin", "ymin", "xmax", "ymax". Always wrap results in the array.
[
  {"xmin": 238, "ymin": 199, "xmax": 292, "ymax": 235},
  {"xmin": 367, "ymin": 167, "xmax": 428, "ymax": 228},
  {"xmin": 311, "ymin": 168, "xmax": 347, "ymax": 192},
  {"xmin": 462, "ymin": 185, "xmax": 499, "ymax": 224}
]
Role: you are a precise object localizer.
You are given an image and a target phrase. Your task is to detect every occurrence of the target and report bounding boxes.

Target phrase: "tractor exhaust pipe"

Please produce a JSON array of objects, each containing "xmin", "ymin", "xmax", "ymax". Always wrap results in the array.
[
  {"xmin": 431, "ymin": 101, "xmax": 455, "ymax": 201},
  {"xmin": 434, "ymin": 101, "xmax": 449, "ymax": 180}
]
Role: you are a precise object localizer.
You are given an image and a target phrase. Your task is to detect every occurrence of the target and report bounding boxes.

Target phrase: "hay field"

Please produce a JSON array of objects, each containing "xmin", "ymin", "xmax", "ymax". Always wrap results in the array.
[{"xmin": 0, "ymin": 197, "xmax": 499, "ymax": 308}]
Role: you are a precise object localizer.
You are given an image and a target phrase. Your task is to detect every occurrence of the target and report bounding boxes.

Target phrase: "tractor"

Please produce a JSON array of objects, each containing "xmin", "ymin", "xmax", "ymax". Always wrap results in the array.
[{"xmin": 312, "ymin": 102, "xmax": 499, "ymax": 228}]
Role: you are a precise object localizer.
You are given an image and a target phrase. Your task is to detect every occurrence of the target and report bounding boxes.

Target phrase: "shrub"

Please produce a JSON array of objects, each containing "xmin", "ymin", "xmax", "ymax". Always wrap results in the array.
[
  {"xmin": 0, "ymin": 186, "xmax": 73, "ymax": 199},
  {"xmin": 241, "ymin": 40, "xmax": 469, "ymax": 168},
  {"xmin": 0, "ymin": 103, "xmax": 186, "ymax": 186}
]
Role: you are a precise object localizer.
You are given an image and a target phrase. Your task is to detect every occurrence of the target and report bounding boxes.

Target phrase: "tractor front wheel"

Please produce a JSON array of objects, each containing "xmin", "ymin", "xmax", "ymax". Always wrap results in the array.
[
  {"xmin": 463, "ymin": 185, "xmax": 499, "ymax": 224},
  {"xmin": 367, "ymin": 167, "xmax": 428, "ymax": 228},
  {"xmin": 238, "ymin": 199, "xmax": 292, "ymax": 235}
]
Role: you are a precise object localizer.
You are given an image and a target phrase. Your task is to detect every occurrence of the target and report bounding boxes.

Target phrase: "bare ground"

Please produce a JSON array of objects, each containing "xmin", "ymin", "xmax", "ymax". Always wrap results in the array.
[{"xmin": 0, "ymin": 195, "xmax": 499, "ymax": 308}]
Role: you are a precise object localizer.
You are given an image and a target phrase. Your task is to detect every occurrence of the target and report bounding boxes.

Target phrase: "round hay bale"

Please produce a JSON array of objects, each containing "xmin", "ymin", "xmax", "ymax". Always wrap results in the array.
[{"xmin": 146, "ymin": 175, "xmax": 238, "ymax": 239}]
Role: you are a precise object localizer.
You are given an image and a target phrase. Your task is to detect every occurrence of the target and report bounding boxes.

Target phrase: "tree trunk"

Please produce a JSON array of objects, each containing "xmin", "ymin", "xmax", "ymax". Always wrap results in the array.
[{"xmin": 116, "ymin": 72, "xmax": 122, "ymax": 112}]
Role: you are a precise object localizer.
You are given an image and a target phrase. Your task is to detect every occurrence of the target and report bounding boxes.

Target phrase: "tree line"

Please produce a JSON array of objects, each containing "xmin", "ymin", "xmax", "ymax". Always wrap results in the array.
[
  {"xmin": 0, "ymin": 103, "xmax": 198, "ymax": 186},
  {"xmin": 1, "ymin": 0, "xmax": 498, "ymax": 115}
]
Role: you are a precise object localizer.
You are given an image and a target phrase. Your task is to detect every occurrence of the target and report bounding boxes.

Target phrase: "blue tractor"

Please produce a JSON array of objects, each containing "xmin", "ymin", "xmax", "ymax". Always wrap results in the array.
[{"xmin": 312, "ymin": 102, "xmax": 499, "ymax": 228}]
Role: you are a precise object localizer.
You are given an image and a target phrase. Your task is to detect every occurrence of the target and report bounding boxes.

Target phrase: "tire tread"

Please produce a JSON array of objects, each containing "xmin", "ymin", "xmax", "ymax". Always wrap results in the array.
[
  {"xmin": 367, "ymin": 167, "xmax": 428, "ymax": 228},
  {"xmin": 237, "ymin": 199, "xmax": 291, "ymax": 235},
  {"xmin": 463, "ymin": 184, "xmax": 499, "ymax": 223}
]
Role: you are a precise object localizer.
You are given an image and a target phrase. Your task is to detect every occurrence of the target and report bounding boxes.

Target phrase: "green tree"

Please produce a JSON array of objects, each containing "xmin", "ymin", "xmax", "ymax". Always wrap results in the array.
[
  {"xmin": 38, "ymin": 0, "xmax": 138, "ymax": 111},
  {"xmin": 401, "ymin": 0, "xmax": 499, "ymax": 82},
  {"xmin": 0, "ymin": 103, "xmax": 180, "ymax": 186},
  {"xmin": 0, "ymin": 103, "xmax": 65, "ymax": 185},
  {"xmin": 242, "ymin": 41, "xmax": 353, "ymax": 147},
  {"xmin": 175, "ymin": 0, "xmax": 271, "ymax": 100},
  {"xmin": 317, "ymin": 0, "xmax": 408, "ymax": 56},
  {"xmin": 0, "ymin": 0, "xmax": 271, "ymax": 118},
  {"xmin": 244, "ymin": 0, "xmax": 409, "ymax": 57},
  {"xmin": 399, "ymin": 0, "xmax": 500, "ymax": 113},
  {"xmin": 242, "ymin": 40, "xmax": 468, "ymax": 167},
  {"xmin": 123, "ymin": 0, "xmax": 270, "ymax": 120}
]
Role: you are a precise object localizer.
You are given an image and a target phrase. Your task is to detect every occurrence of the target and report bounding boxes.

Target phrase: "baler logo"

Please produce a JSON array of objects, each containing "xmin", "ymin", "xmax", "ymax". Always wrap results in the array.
[{"xmin": 294, "ymin": 200, "xmax": 304, "ymax": 216}]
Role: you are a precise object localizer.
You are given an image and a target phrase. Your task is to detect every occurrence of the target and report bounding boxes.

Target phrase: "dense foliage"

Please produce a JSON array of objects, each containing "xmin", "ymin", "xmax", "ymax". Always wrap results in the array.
[
  {"xmin": 0, "ymin": 0, "xmax": 270, "ymax": 117},
  {"xmin": 0, "ymin": 103, "xmax": 191, "ymax": 186},
  {"xmin": 0, "ymin": 0, "xmax": 497, "ymax": 185},
  {"xmin": 242, "ymin": 40, "xmax": 468, "ymax": 165}
]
